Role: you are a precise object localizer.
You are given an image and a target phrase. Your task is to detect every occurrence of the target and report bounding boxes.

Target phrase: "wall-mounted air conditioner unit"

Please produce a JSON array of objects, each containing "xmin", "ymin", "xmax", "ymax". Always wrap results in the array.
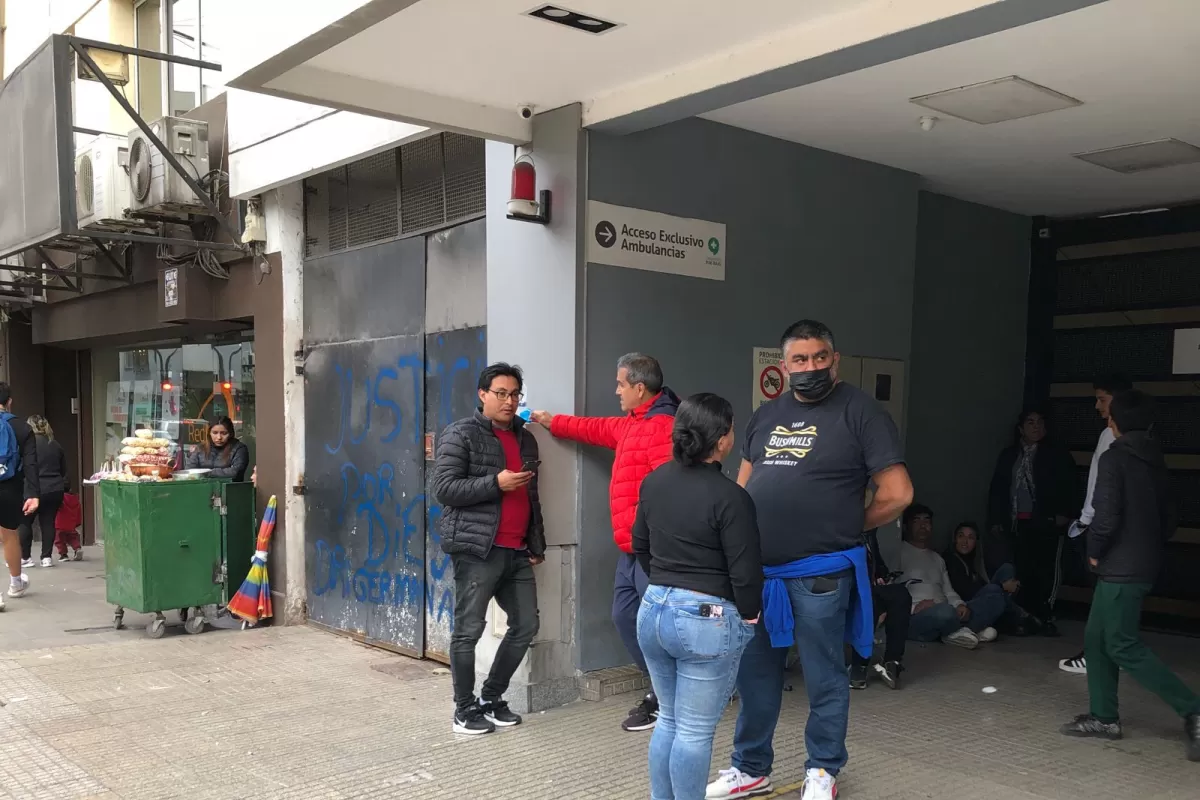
[
  {"xmin": 76, "ymin": 135, "xmax": 130, "ymax": 231},
  {"xmin": 127, "ymin": 117, "xmax": 210, "ymax": 215}
]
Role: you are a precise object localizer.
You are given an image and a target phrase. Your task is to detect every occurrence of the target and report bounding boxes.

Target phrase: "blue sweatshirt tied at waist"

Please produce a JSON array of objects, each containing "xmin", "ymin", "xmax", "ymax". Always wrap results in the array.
[{"xmin": 761, "ymin": 546, "xmax": 874, "ymax": 659}]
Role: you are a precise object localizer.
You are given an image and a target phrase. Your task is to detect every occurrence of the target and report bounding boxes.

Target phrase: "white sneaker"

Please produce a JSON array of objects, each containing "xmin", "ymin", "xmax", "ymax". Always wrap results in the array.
[
  {"xmin": 0, "ymin": 591, "xmax": 5, "ymax": 611},
  {"xmin": 942, "ymin": 626, "xmax": 979, "ymax": 650},
  {"xmin": 20, "ymin": 558, "xmax": 35, "ymax": 569},
  {"xmin": 977, "ymin": 626, "xmax": 998, "ymax": 643},
  {"xmin": 801, "ymin": 768, "xmax": 837, "ymax": 800},
  {"xmin": 7, "ymin": 574, "xmax": 29, "ymax": 598},
  {"xmin": 1059, "ymin": 652, "xmax": 1087, "ymax": 674},
  {"xmin": 705, "ymin": 767, "xmax": 773, "ymax": 798},
  {"xmin": 40, "ymin": 557, "xmax": 54, "ymax": 568}
]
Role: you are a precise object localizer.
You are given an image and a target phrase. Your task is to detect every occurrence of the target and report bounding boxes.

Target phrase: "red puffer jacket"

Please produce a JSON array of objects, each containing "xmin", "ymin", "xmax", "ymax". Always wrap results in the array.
[{"xmin": 550, "ymin": 389, "xmax": 680, "ymax": 553}]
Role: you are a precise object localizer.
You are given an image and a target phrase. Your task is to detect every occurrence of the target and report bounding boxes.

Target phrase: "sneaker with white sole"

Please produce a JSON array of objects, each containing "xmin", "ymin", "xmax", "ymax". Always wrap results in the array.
[
  {"xmin": 40, "ymin": 557, "xmax": 53, "ymax": 568},
  {"xmin": 480, "ymin": 699, "xmax": 522, "ymax": 727},
  {"xmin": 73, "ymin": 549, "xmax": 83, "ymax": 562},
  {"xmin": 57, "ymin": 553, "xmax": 70, "ymax": 563},
  {"xmin": 705, "ymin": 767, "xmax": 772, "ymax": 798},
  {"xmin": 622, "ymin": 693, "xmax": 659, "ymax": 732},
  {"xmin": 942, "ymin": 626, "xmax": 979, "ymax": 649},
  {"xmin": 1059, "ymin": 651, "xmax": 1087, "ymax": 674},
  {"xmin": 7, "ymin": 574, "xmax": 29, "ymax": 598},
  {"xmin": 977, "ymin": 626, "xmax": 998, "ymax": 643},
  {"xmin": 801, "ymin": 768, "xmax": 837, "ymax": 800},
  {"xmin": 452, "ymin": 703, "xmax": 495, "ymax": 735},
  {"xmin": 20, "ymin": 558, "xmax": 35, "ymax": 569}
]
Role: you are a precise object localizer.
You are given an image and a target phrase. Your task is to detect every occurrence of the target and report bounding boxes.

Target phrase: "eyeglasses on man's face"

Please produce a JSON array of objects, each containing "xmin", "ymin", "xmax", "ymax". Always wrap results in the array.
[{"xmin": 487, "ymin": 389, "xmax": 523, "ymax": 403}]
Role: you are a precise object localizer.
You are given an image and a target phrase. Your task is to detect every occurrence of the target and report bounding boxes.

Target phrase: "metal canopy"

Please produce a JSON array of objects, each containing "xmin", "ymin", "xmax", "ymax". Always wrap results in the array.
[{"xmin": 0, "ymin": 34, "xmax": 246, "ymax": 288}]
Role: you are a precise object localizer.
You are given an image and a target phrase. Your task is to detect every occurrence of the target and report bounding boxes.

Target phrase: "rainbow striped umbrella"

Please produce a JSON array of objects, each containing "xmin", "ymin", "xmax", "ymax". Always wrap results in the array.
[{"xmin": 227, "ymin": 495, "xmax": 277, "ymax": 626}]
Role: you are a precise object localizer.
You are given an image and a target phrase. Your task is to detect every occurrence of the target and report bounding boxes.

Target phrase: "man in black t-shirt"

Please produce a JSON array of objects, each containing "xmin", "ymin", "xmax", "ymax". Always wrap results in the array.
[{"xmin": 707, "ymin": 320, "xmax": 912, "ymax": 800}]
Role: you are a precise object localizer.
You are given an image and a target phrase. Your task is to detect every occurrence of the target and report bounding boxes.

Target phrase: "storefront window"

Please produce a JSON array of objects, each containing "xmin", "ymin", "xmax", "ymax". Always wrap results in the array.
[{"xmin": 92, "ymin": 336, "xmax": 255, "ymax": 474}]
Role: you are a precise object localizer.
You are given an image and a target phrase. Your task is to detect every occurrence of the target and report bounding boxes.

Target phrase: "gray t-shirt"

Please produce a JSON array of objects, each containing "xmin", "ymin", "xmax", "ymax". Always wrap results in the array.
[{"xmin": 742, "ymin": 383, "xmax": 904, "ymax": 566}]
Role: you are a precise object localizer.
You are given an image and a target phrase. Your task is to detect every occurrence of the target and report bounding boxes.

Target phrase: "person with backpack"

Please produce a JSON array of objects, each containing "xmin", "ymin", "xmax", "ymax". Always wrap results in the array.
[
  {"xmin": 18, "ymin": 415, "xmax": 67, "ymax": 568},
  {"xmin": 0, "ymin": 382, "xmax": 41, "ymax": 611}
]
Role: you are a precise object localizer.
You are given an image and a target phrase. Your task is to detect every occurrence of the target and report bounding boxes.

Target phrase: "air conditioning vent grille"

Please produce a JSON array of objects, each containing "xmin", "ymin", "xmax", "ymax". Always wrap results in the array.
[
  {"xmin": 129, "ymin": 136, "xmax": 152, "ymax": 202},
  {"xmin": 78, "ymin": 154, "xmax": 95, "ymax": 216}
]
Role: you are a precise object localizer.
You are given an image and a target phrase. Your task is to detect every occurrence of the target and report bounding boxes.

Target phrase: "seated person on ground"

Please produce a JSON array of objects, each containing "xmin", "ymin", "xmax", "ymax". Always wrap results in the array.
[
  {"xmin": 897, "ymin": 504, "xmax": 1005, "ymax": 650},
  {"xmin": 942, "ymin": 521, "xmax": 1038, "ymax": 636},
  {"xmin": 848, "ymin": 525, "xmax": 912, "ymax": 690}
]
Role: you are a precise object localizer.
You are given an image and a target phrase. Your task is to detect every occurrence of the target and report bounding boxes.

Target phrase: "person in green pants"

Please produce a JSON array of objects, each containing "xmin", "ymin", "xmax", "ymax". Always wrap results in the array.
[{"xmin": 1059, "ymin": 390, "xmax": 1200, "ymax": 761}]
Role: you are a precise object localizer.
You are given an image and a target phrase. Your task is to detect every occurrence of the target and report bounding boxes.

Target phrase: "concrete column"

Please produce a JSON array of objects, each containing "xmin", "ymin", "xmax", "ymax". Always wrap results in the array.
[
  {"xmin": 483, "ymin": 104, "xmax": 586, "ymax": 711},
  {"xmin": 264, "ymin": 183, "xmax": 308, "ymax": 625}
]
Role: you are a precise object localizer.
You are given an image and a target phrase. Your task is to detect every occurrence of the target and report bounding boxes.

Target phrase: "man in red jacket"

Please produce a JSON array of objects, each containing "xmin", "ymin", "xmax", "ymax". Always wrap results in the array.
[{"xmin": 531, "ymin": 353, "xmax": 679, "ymax": 731}]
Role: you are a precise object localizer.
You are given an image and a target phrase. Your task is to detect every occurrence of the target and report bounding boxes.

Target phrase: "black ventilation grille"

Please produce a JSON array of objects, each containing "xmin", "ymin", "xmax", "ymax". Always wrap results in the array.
[
  {"xmin": 1051, "ymin": 396, "xmax": 1200, "ymax": 454},
  {"xmin": 1052, "ymin": 327, "xmax": 1175, "ymax": 382},
  {"xmin": 303, "ymin": 133, "xmax": 485, "ymax": 259},
  {"xmin": 1056, "ymin": 247, "xmax": 1200, "ymax": 315},
  {"xmin": 400, "ymin": 135, "xmax": 445, "ymax": 235}
]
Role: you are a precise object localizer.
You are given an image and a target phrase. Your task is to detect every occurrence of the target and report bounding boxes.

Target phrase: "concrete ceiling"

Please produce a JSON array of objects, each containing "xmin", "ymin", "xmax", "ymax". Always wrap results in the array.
[
  {"xmin": 702, "ymin": 0, "xmax": 1200, "ymax": 217},
  {"xmin": 230, "ymin": 0, "xmax": 1100, "ymax": 143}
]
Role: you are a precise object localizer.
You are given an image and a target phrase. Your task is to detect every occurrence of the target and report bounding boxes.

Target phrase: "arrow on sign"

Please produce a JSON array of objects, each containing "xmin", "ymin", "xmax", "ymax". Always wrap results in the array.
[{"xmin": 595, "ymin": 220, "xmax": 617, "ymax": 248}]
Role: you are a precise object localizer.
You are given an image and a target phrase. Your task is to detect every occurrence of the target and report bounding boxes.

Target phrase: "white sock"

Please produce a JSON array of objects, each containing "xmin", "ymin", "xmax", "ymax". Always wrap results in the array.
[{"xmin": 11, "ymin": 575, "xmax": 23, "ymax": 587}]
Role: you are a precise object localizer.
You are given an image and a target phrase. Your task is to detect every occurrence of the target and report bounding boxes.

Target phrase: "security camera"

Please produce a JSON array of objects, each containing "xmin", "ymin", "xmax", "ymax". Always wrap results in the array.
[{"xmin": 518, "ymin": 104, "xmax": 535, "ymax": 120}]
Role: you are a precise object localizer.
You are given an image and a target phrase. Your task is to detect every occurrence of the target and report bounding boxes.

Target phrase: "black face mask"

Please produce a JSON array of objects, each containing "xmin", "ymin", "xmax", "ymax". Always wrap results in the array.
[{"xmin": 789, "ymin": 367, "xmax": 834, "ymax": 400}]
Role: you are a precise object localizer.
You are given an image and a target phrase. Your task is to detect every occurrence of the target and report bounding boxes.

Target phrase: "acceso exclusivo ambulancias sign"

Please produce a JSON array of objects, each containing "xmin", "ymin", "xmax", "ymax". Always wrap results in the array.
[{"xmin": 586, "ymin": 201, "xmax": 725, "ymax": 281}]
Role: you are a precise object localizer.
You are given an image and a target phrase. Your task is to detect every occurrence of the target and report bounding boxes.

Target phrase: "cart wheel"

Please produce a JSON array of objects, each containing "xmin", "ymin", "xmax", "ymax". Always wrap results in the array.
[
  {"xmin": 184, "ymin": 615, "xmax": 205, "ymax": 635},
  {"xmin": 146, "ymin": 618, "xmax": 167, "ymax": 639},
  {"xmin": 113, "ymin": 609, "xmax": 125, "ymax": 630}
]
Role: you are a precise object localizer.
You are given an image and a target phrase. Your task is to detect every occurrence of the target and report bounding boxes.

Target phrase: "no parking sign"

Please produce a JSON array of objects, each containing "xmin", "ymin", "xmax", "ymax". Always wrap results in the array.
[{"xmin": 752, "ymin": 347, "xmax": 784, "ymax": 410}]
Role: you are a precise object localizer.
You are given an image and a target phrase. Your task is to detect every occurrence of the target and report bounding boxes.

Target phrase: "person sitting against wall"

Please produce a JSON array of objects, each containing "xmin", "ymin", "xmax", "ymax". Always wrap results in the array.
[
  {"xmin": 898, "ymin": 505, "xmax": 1006, "ymax": 650},
  {"xmin": 942, "ymin": 521, "xmax": 1038, "ymax": 637},
  {"xmin": 186, "ymin": 416, "xmax": 250, "ymax": 481}
]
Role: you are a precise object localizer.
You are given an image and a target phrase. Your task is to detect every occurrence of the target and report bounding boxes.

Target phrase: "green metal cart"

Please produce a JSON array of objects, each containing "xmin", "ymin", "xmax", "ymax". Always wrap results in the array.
[{"xmin": 99, "ymin": 478, "xmax": 255, "ymax": 638}]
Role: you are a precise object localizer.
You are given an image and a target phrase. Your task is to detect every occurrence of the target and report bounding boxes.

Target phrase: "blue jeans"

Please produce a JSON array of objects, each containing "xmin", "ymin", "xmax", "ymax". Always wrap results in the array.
[
  {"xmin": 908, "ymin": 564, "xmax": 1014, "ymax": 642},
  {"xmin": 730, "ymin": 572, "xmax": 853, "ymax": 777},
  {"xmin": 638, "ymin": 585, "xmax": 754, "ymax": 800},
  {"xmin": 616, "ymin": 553, "xmax": 651, "ymax": 673}
]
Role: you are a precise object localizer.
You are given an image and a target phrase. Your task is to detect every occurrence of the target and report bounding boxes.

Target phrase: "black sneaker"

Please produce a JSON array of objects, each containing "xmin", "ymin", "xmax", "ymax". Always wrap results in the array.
[
  {"xmin": 1060, "ymin": 713, "xmax": 1122, "ymax": 740},
  {"xmin": 1058, "ymin": 651, "xmax": 1087, "ymax": 675},
  {"xmin": 874, "ymin": 660, "xmax": 902, "ymax": 690},
  {"xmin": 849, "ymin": 663, "xmax": 868, "ymax": 690},
  {"xmin": 481, "ymin": 699, "xmax": 522, "ymax": 727},
  {"xmin": 622, "ymin": 693, "xmax": 658, "ymax": 732},
  {"xmin": 452, "ymin": 703, "xmax": 495, "ymax": 735},
  {"xmin": 1185, "ymin": 713, "xmax": 1200, "ymax": 762}
]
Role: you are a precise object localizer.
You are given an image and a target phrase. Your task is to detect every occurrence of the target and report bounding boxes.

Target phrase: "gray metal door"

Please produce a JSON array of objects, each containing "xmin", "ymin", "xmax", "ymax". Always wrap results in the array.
[
  {"xmin": 422, "ymin": 220, "xmax": 487, "ymax": 661},
  {"xmin": 303, "ymin": 238, "xmax": 428, "ymax": 656}
]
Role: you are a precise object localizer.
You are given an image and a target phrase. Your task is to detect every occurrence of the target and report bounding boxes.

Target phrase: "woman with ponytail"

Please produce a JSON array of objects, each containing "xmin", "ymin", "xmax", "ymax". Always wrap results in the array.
[{"xmin": 632, "ymin": 393, "xmax": 763, "ymax": 800}]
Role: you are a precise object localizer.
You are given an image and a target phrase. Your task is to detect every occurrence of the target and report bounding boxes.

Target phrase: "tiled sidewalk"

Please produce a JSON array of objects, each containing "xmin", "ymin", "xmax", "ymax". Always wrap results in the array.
[{"xmin": 2, "ymin": 560, "xmax": 1198, "ymax": 799}]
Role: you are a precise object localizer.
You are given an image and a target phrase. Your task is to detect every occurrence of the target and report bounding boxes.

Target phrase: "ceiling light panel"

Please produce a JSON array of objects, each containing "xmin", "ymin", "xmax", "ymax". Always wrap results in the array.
[
  {"xmin": 910, "ymin": 76, "xmax": 1082, "ymax": 125},
  {"xmin": 526, "ymin": 5, "xmax": 620, "ymax": 35},
  {"xmin": 1073, "ymin": 139, "xmax": 1200, "ymax": 174}
]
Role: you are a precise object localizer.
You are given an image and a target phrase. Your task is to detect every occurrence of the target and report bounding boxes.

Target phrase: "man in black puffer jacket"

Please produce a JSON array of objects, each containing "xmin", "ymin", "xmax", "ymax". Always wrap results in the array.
[
  {"xmin": 433, "ymin": 362, "xmax": 545, "ymax": 737},
  {"xmin": 1059, "ymin": 390, "xmax": 1200, "ymax": 760}
]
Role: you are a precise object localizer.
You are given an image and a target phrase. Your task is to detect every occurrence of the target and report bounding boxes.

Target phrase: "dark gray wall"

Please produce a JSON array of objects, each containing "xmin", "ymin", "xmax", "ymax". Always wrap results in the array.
[
  {"xmin": 906, "ymin": 192, "xmax": 1030, "ymax": 550},
  {"xmin": 582, "ymin": 118, "xmax": 921, "ymax": 671}
]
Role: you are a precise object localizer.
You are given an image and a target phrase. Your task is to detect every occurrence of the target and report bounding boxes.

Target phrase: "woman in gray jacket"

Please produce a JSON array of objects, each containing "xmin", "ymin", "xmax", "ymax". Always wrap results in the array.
[{"xmin": 186, "ymin": 416, "xmax": 250, "ymax": 481}]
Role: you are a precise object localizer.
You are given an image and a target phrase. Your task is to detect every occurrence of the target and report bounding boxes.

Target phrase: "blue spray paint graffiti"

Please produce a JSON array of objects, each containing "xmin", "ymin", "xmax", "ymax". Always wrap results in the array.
[{"xmin": 310, "ymin": 327, "xmax": 488, "ymax": 641}]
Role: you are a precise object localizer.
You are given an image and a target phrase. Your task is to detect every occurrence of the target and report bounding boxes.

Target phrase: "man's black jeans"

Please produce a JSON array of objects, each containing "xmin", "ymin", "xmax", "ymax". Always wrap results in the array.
[
  {"xmin": 450, "ymin": 547, "xmax": 540, "ymax": 713},
  {"xmin": 850, "ymin": 582, "xmax": 911, "ymax": 666}
]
